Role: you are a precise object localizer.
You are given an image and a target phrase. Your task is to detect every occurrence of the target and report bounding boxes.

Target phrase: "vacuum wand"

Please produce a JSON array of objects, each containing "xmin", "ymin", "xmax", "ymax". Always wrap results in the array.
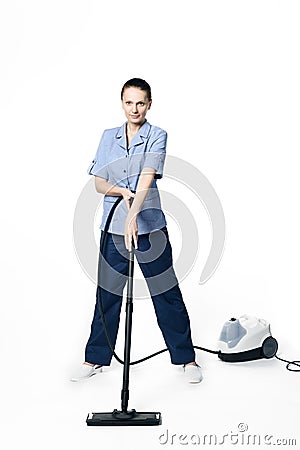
[{"xmin": 121, "ymin": 248, "xmax": 134, "ymax": 413}]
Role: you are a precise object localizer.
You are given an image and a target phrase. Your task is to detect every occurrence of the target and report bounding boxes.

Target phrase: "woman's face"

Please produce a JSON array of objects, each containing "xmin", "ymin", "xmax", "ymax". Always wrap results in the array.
[{"xmin": 121, "ymin": 87, "xmax": 152, "ymax": 127}]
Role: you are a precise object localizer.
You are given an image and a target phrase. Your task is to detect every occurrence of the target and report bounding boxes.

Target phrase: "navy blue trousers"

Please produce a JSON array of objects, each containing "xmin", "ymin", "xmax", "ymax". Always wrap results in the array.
[{"xmin": 85, "ymin": 227, "xmax": 195, "ymax": 365}]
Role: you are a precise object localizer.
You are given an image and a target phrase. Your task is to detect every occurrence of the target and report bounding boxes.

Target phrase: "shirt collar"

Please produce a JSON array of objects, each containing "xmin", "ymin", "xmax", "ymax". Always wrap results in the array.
[{"xmin": 115, "ymin": 120, "xmax": 151, "ymax": 148}]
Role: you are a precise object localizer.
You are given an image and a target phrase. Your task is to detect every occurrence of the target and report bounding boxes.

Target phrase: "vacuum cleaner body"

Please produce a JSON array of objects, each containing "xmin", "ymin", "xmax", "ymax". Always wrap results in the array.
[{"xmin": 218, "ymin": 314, "xmax": 278, "ymax": 362}]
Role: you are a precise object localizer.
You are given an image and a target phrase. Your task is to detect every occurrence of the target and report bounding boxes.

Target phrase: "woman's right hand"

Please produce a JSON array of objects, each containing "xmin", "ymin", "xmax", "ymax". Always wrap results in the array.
[{"xmin": 120, "ymin": 188, "xmax": 135, "ymax": 210}]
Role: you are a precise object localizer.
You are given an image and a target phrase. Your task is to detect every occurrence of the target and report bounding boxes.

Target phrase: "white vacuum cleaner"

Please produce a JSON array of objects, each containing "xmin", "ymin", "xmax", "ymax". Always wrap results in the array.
[
  {"xmin": 85, "ymin": 192, "xmax": 297, "ymax": 428},
  {"xmin": 217, "ymin": 314, "xmax": 278, "ymax": 362}
]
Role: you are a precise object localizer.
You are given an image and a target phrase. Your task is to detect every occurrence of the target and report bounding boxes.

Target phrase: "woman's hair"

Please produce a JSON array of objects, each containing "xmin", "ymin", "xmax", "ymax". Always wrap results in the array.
[{"xmin": 121, "ymin": 78, "xmax": 152, "ymax": 101}]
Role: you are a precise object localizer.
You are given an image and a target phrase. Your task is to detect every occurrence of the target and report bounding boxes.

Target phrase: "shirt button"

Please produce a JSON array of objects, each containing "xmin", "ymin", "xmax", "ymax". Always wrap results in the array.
[{"xmin": 123, "ymin": 169, "xmax": 126, "ymax": 173}]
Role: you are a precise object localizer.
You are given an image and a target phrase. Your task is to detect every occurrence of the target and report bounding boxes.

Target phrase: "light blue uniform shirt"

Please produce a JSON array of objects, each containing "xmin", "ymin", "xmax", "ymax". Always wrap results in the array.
[{"xmin": 88, "ymin": 120, "xmax": 167, "ymax": 235}]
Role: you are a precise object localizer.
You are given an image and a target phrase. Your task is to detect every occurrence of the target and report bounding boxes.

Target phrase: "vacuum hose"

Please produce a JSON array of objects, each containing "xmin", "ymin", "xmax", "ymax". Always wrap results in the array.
[{"xmin": 96, "ymin": 194, "xmax": 219, "ymax": 366}]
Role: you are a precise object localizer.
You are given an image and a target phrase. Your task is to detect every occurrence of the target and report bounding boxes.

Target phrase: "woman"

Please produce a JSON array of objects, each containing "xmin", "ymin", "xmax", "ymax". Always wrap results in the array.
[{"xmin": 71, "ymin": 78, "xmax": 202, "ymax": 383}]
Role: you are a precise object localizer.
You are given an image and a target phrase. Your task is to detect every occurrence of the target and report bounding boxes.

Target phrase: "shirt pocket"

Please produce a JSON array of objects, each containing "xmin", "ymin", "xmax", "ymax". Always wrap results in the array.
[{"xmin": 104, "ymin": 195, "xmax": 118, "ymax": 203}]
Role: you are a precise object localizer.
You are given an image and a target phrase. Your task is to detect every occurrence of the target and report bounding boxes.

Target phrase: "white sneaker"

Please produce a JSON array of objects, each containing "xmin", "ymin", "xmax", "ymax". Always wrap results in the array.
[
  {"xmin": 184, "ymin": 364, "xmax": 203, "ymax": 384},
  {"xmin": 70, "ymin": 364, "xmax": 102, "ymax": 382}
]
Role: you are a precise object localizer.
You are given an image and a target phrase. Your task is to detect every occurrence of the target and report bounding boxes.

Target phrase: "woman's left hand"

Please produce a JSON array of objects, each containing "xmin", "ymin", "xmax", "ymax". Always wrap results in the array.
[{"xmin": 124, "ymin": 213, "xmax": 138, "ymax": 252}]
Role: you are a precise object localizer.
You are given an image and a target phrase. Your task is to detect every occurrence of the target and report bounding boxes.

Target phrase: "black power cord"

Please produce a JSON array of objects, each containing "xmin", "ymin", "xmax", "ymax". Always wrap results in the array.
[
  {"xmin": 96, "ymin": 195, "xmax": 299, "ymax": 371},
  {"xmin": 275, "ymin": 355, "xmax": 300, "ymax": 372}
]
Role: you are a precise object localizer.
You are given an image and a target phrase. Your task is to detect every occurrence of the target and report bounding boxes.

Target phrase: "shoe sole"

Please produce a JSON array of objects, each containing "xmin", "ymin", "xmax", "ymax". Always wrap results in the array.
[
  {"xmin": 188, "ymin": 375, "xmax": 203, "ymax": 384},
  {"xmin": 70, "ymin": 366, "xmax": 103, "ymax": 382}
]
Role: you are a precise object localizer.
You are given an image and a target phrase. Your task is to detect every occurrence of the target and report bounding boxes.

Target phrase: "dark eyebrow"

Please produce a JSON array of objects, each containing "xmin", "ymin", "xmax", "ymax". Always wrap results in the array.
[{"xmin": 124, "ymin": 99, "xmax": 146, "ymax": 103}]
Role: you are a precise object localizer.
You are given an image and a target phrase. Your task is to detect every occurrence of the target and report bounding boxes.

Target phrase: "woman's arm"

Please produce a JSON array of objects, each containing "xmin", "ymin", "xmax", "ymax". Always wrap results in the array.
[
  {"xmin": 94, "ymin": 176, "xmax": 135, "ymax": 208},
  {"xmin": 124, "ymin": 167, "xmax": 156, "ymax": 251}
]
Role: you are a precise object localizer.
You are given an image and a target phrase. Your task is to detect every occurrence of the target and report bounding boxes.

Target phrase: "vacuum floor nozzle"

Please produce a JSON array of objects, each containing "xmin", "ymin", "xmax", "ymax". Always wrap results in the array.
[{"xmin": 86, "ymin": 409, "xmax": 162, "ymax": 426}]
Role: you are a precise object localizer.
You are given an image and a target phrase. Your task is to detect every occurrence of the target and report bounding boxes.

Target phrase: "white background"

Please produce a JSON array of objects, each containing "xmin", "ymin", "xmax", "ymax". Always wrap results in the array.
[{"xmin": 1, "ymin": 1, "xmax": 299, "ymax": 448}]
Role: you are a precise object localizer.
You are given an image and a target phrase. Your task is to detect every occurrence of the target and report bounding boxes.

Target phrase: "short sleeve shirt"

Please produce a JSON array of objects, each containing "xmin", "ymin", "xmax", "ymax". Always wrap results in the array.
[{"xmin": 87, "ymin": 120, "xmax": 167, "ymax": 235}]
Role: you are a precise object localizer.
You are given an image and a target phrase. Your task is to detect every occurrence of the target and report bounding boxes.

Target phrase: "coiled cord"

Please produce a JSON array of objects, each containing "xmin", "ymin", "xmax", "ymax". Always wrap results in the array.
[{"xmin": 275, "ymin": 355, "xmax": 300, "ymax": 372}]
